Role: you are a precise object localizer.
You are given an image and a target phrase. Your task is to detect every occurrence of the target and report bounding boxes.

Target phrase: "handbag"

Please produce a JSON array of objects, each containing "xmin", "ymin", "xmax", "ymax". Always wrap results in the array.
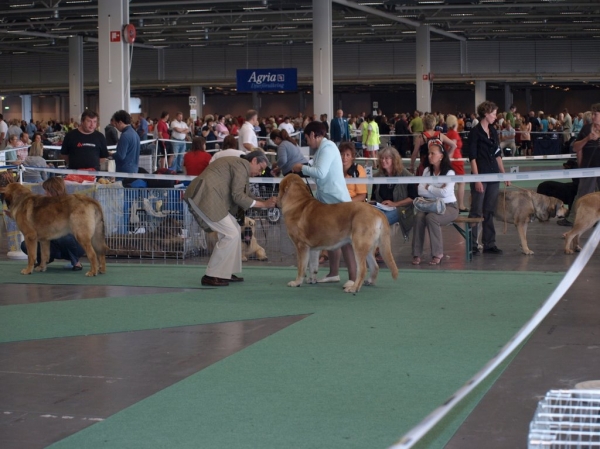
[{"xmin": 413, "ymin": 197, "xmax": 446, "ymax": 215}]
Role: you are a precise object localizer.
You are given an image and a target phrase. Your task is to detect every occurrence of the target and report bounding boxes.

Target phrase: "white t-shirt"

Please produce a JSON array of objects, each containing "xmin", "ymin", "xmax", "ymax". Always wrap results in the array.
[
  {"xmin": 210, "ymin": 149, "xmax": 245, "ymax": 163},
  {"xmin": 170, "ymin": 119, "xmax": 189, "ymax": 140},
  {"xmin": 278, "ymin": 122, "xmax": 295, "ymax": 135},
  {"xmin": 238, "ymin": 121, "xmax": 257, "ymax": 151}
]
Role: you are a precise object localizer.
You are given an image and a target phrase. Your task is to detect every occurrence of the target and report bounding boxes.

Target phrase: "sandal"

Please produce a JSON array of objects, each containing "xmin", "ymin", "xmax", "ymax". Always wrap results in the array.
[
  {"xmin": 411, "ymin": 256, "xmax": 421, "ymax": 265},
  {"xmin": 429, "ymin": 256, "xmax": 443, "ymax": 265}
]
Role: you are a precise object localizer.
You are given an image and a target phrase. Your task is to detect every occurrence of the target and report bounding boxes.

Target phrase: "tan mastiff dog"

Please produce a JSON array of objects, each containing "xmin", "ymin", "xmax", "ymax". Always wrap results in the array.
[
  {"xmin": 564, "ymin": 192, "xmax": 600, "ymax": 254},
  {"xmin": 1, "ymin": 182, "xmax": 108, "ymax": 277},
  {"xmin": 494, "ymin": 189, "xmax": 567, "ymax": 255},
  {"xmin": 277, "ymin": 174, "xmax": 398, "ymax": 293}
]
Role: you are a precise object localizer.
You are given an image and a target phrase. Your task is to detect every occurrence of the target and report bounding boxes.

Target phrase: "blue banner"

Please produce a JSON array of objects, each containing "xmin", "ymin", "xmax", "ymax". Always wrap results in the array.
[{"xmin": 236, "ymin": 68, "xmax": 298, "ymax": 92}]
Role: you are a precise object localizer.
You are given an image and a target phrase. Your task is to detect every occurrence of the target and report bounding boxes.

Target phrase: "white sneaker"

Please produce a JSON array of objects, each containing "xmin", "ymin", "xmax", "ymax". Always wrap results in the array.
[{"xmin": 317, "ymin": 275, "xmax": 340, "ymax": 283}]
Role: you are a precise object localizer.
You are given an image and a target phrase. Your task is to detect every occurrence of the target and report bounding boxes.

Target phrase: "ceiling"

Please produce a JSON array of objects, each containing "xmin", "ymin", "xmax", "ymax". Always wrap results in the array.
[{"xmin": 0, "ymin": 0, "xmax": 599, "ymax": 56}]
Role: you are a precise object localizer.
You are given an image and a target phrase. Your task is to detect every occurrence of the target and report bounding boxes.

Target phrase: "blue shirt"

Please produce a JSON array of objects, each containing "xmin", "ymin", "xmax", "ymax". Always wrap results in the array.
[
  {"xmin": 139, "ymin": 117, "xmax": 149, "ymax": 137},
  {"xmin": 114, "ymin": 125, "xmax": 140, "ymax": 173},
  {"xmin": 301, "ymin": 138, "xmax": 351, "ymax": 204}
]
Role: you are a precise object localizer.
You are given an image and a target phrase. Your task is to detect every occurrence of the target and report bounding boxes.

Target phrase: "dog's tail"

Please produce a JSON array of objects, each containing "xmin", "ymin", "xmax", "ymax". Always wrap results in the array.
[{"xmin": 378, "ymin": 218, "xmax": 399, "ymax": 280}]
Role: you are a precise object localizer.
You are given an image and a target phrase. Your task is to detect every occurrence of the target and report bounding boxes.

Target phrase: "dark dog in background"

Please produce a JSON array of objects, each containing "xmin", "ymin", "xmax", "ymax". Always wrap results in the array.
[{"xmin": 537, "ymin": 158, "xmax": 579, "ymax": 215}]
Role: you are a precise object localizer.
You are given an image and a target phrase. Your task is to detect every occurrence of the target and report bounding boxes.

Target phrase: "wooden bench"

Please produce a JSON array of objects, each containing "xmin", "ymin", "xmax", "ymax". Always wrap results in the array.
[{"xmin": 451, "ymin": 216, "xmax": 484, "ymax": 261}]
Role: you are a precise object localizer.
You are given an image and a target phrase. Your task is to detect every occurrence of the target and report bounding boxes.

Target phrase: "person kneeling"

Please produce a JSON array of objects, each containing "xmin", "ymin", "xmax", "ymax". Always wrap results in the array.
[{"xmin": 411, "ymin": 139, "xmax": 459, "ymax": 266}]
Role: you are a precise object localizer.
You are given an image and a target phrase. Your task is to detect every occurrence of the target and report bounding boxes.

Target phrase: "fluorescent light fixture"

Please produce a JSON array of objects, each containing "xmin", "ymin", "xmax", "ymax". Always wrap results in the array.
[
  {"xmin": 18, "ymin": 37, "xmax": 35, "ymax": 40},
  {"xmin": 505, "ymin": 12, "xmax": 527, "ymax": 15},
  {"xmin": 9, "ymin": 2, "xmax": 33, "ymax": 7},
  {"xmin": 231, "ymin": 27, "xmax": 251, "ymax": 31},
  {"xmin": 358, "ymin": 2, "xmax": 384, "ymax": 5},
  {"xmin": 12, "ymin": 52, "xmax": 27, "ymax": 54},
  {"xmin": 186, "ymin": 29, "xmax": 205, "ymax": 33},
  {"xmin": 132, "ymin": 11, "xmax": 154, "ymax": 15},
  {"xmin": 30, "ymin": 16, "xmax": 52, "ymax": 20},
  {"xmin": 402, "ymin": 30, "xmax": 416, "ymax": 34},
  {"xmin": 560, "ymin": 11, "xmax": 582, "ymax": 15},
  {"xmin": 473, "ymin": 21, "xmax": 493, "ymax": 24},
  {"xmin": 469, "ymin": 37, "xmax": 486, "ymax": 40},
  {"xmin": 386, "ymin": 38, "xmax": 402, "ymax": 41},
  {"xmin": 397, "ymin": 15, "xmax": 417, "ymax": 18},
  {"xmin": 229, "ymin": 35, "xmax": 247, "ymax": 39},
  {"xmin": 417, "ymin": 1, "xmax": 443, "ymax": 4},
  {"xmin": 493, "ymin": 29, "xmax": 508, "ymax": 32},
  {"xmin": 187, "ymin": 9, "xmax": 211, "ymax": 13},
  {"xmin": 522, "ymin": 20, "xmax": 545, "ymax": 23},
  {"xmin": 345, "ymin": 16, "xmax": 366, "ymax": 19},
  {"xmin": 80, "ymin": 14, "xmax": 98, "ymax": 17},
  {"xmin": 271, "ymin": 34, "xmax": 289, "ymax": 37},
  {"xmin": 573, "ymin": 20, "xmax": 593, "ymax": 23},
  {"xmin": 187, "ymin": 37, "xmax": 205, "ymax": 40},
  {"xmin": 147, "ymin": 38, "xmax": 166, "ymax": 42},
  {"xmin": 242, "ymin": 19, "xmax": 264, "ymax": 23},
  {"xmin": 266, "ymin": 42, "xmax": 283, "ymax": 45},
  {"xmin": 332, "ymin": 24, "xmax": 345, "ymax": 28},
  {"xmin": 66, "ymin": 0, "xmax": 92, "ymax": 3},
  {"xmin": 276, "ymin": 26, "xmax": 297, "ymax": 29},
  {"xmin": 345, "ymin": 39, "xmax": 362, "ymax": 42},
  {"xmin": 372, "ymin": 23, "xmax": 392, "ymax": 27},
  {"xmin": 33, "ymin": 43, "xmax": 50, "ymax": 46},
  {"xmin": 229, "ymin": 43, "xmax": 244, "ymax": 46},
  {"xmin": 292, "ymin": 18, "xmax": 312, "ymax": 21},
  {"xmin": 143, "ymin": 31, "xmax": 163, "ymax": 34},
  {"xmin": 51, "ymin": 27, "xmax": 71, "ymax": 31},
  {"xmin": 358, "ymin": 32, "xmax": 374, "ymax": 35},
  {"xmin": 190, "ymin": 44, "xmax": 206, "ymax": 47},
  {"xmin": 447, "ymin": 30, "xmax": 464, "ymax": 33},
  {"xmin": 549, "ymin": 35, "xmax": 566, "ymax": 38},
  {"xmin": 451, "ymin": 13, "xmax": 473, "ymax": 16},
  {"xmin": 243, "ymin": 6, "xmax": 267, "ymax": 10},
  {"xmin": 192, "ymin": 21, "xmax": 213, "ymax": 25},
  {"xmin": 584, "ymin": 28, "xmax": 600, "ymax": 31}
]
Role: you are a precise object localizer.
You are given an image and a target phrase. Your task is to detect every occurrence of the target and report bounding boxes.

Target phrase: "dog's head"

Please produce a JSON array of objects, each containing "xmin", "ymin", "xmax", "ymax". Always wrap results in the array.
[
  {"xmin": 242, "ymin": 216, "xmax": 255, "ymax": 245},
  {"xmin": 0, "ymin": 182, "xmax": 30, "ymax": 212},
  {"xmin": 277, "ymin": 174, "xmax": 310, "ymax": 208},
  {"xmin": 534, "ymin": 193, "xmax": 567, "ymax": 221}
]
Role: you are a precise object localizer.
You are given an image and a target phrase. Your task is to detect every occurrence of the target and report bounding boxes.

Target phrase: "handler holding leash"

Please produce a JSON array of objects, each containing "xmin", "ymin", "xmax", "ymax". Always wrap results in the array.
[
  {"xmin": 184, "ymin": 151, "xmax": 277, "ymax": 287},
  {"xmin": 291, "ymin": 121, "xmax": 357, "ymax": 289}
]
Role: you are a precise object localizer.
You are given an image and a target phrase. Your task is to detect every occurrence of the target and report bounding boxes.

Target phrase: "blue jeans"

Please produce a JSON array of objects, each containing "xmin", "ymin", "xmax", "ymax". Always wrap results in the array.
[
  {"xmin": 170, "ymin": 139, "xmax": 186, "ymax": 172},
  {"xmin": 380, "ymin": 208, "xmax": 399, "ymax": 226}
]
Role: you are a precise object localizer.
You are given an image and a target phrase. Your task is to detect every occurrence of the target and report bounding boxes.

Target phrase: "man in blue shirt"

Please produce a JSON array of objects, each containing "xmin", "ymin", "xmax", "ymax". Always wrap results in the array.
[
  {"xmin": 138, "ymin": 113, "xmax": 149, "ymax": 141},
  {"xmin": 112, "ymin": 110, "xmax": 140, "ymax": 174}
]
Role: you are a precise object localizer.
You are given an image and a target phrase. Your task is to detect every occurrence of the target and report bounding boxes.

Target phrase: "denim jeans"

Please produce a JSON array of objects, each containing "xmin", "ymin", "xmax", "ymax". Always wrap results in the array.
[{"xmin": 170, "ymin": 139, "xmax": 186, "ymax": 172}]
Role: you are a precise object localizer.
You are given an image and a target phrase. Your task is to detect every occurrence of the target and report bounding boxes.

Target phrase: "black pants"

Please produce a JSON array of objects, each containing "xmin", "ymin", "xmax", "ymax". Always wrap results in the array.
[{"xmin": 469, "ymin": 181, "xmax": 500, "ymax": 250}]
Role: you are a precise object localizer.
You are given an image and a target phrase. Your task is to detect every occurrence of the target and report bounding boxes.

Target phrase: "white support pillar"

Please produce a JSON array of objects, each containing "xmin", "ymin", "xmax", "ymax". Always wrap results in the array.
[
  {"xmin": 460, "ymin": 40, "xmax": 468, "ymax": 74},
  {"xmin": 474, "ymin": 80, "xmax": 486, "ymax": 111},
  {"xmin": 416, "ymin": 25, "xmax": 431, "ymax": 113},
  {"xmin": 69, "ymin": 35, "xmax": 84, "ymax": 122},
  {"xmin": 54, "ymin": 95, "xmax": 61, "ymax": 121},
  {"xmin": 21, "ymin": 95, "xmax": 32, "ymax": 122},
  {"xmin": 252, "ymin": 92, "xmax": 261, "ymax": 115},
  {"xmin": 504, "ymin": 84, "xmax": 513, "ymax": 112},
  {"xmin": 190, "ymin": 86, "xmax": 203, "ymax": 121},
  {"xmin": 98, "ymin": 0, "xmax": 130, "ymax": 131},
  {"xmin": 312, "ymin": 0, "xmax": 333, "ymax": 123}
]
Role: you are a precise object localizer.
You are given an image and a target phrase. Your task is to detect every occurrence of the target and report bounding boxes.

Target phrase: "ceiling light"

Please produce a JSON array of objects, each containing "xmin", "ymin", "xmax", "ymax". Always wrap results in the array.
[
  {"xmin": 228, "ymin": 43, "xmax": 244, "ymax": 46},
  {"xmin": 243, "ymin": 6, "xmax": 267, "ymax": 10},
  {"xmin": 143, "ymin": 31, "xmax": 163, "ymax": 34},
  {"xmin": 51, "ymin": 27, "xmax": 71, "ymax": 31},
  {"xmin": 231, "ymin": 27, "xmax": 251, "ymax": 31},
  {"xmin": 345, "ymin": 39, "xmax": 362, "ymax": 42},
  {"xmin": 33, "ymin": 43, "xmax": 50, "ymax": 47},
  {"xmin": 584, "ymin": 28, "xmax": 600, "ymax": 31},
  {"xmin": 522, "ymin": 20, "xmax": 545, "ymax": 24},
  {"xmin": 417, "ymin": 1, "xmax": 443, "ymax": 4},
  {"xmin": 80, "ymin": 14, "xmax": 98, "ymax": 17},
  {"xmin": 345, "ymin": 16, "xmax": 366, "ymax": 19},
  {"xmin": 505, "ymin": 12, "xmax": 528, "ymax": 15},
  {"xmin": 18, "ymin": 37, "xmax": 35, "ymax": 40},
  {"xmin": 188, "ymin": 37, "xmax": 205, "ymax": 40},
  {"xmin": 402, "ymin": 30, "xmax": 416, "ymax": 34},
  {"xmin": 560, "ymin": 11, "xmax": 582, "ymax": 15},
  {"xmin": 473, "ymin": 21, "xmax": 493, "ymax": 25},
  {"xmin": 332, "ymin": 25, "xmax": 345, "ymax": 28},
  {"xmin": 266, "ymin": 42, "xmax": 283, "ymax": 45},
  {"xmin": 271, "ymin": 34, "xmax": 289, "ymax": 37},
  {"xmin": 192, "ymin": 21, "xmax": 213, "ymax": 25},
  {"xmin": 186, "ymin": 29, "xmax": 206, "ymax": 33},
  {"xmin": 386, "ymin": 38, "xmax": 402, "ymax": 41},
  {"xmin": 372, "ymin": 23, "xmax": 392, "ymax": 27},
  {"xmin": 12, "ymin": 51, "xmax": 27, "ymax": 54},
  {"xmin": 358, "ymin": 2, "xmax": 384, "ymax": 5},
  {"xmin": 469, "ymin": 37, "xmax": 486, "ymax": 40},
  {"xmin": 397, "ymin": 15, "xmax": 417, "ymax": 18},
  {"xmin": 186, "ymin": 9, "xmax": 211, "ymax": 13},
  {"xmin": 292, "ymin": 18, "xmax": 312, "ymax": 22},
  {"xmin": 451, "ymin": 13, "xmax": 473, "ymax": 17},
  {"xmin": 147, "ymin": 38, "xmax": 166, "ymax": 42},
  {"xmin": 30, "ymin": 16, "xmax": 52, "ymax": 20},
  {"xmin": 277, "ymin": 26, "xmax": 297, "ymax": 29},
  {"xmin": 229, "ymin": 35, "xmax": 247, "ymax": 39},
  {"xmin": 66, "ymin": 0, "xmax": 91, "ymax": 3},
  {"xmin": 243, "ymin": 19, "xmax": 264, "ymax": 23},
  {"xmin": 132, "ymin": 11, "xmax": 154, "ymax": 15},
  {"xmin": 549, "ymin": 35, "xmax": 566, "ymax": 38},
  {"xmin": 573, "ymin": 20, "xmax": 593, "ymax": 23},
  {"xmin": 9, "ymin": 2, "xmax": 34, "ymax": 7}
]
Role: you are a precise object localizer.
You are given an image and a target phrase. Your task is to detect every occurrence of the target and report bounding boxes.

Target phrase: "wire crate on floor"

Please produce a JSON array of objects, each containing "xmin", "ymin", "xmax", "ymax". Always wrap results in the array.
[
  {"xmin": 95, "ymin": 186, "xmax": 207, "ymax": 259},
  {"xmin": 529, "ymin": 389, "xmax": 600, "ymax": 448}
]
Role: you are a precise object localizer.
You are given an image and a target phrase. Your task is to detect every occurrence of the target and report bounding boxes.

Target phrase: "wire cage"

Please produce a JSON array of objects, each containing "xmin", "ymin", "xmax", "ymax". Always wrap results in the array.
[
  {"xmin": 529, "ymin": 389, "xmax": 600, "ymax": 448},
  {"xmin": 95, "ymin": 185, "xmax": 207, "ymax": 259}
]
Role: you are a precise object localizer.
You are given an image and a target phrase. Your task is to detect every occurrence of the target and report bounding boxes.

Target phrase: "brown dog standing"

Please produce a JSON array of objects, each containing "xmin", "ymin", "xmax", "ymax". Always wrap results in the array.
[
  {"xmin": 278, "ymin": 174, "xmax": 398, "ymax": 293},
  {"xmin": 564, "ymin": 192, "xmax": 600, "ymax": 254},
  {"xmin": 1, "ymin": 183, "xmax": 108, "ymax": 277}
]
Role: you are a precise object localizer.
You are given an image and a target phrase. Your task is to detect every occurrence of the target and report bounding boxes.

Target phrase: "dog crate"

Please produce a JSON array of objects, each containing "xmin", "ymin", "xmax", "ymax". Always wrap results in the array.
[
  {"xmin": 529, "ymin": 390, "xmax": 600, "ymax": 448},
  {"xmin": 95, "ymin": 185, "xmax": 207, "ymax": 259}
]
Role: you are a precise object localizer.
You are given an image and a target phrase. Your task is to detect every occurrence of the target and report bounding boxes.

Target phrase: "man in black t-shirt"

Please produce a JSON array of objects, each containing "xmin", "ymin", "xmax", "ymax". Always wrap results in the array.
[{"xmin": 61, "ymin": 110, "xmax": 109, "ymax": 170}]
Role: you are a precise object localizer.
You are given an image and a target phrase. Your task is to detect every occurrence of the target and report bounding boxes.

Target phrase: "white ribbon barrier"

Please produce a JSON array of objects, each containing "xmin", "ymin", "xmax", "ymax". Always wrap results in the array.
[
  {"xmin": 12, "ymin": 166, "xmax": 593, "ymax": 185},
  {"xmin": 390, "ymin": 223, "xmax": 600, "ymax": 449}
]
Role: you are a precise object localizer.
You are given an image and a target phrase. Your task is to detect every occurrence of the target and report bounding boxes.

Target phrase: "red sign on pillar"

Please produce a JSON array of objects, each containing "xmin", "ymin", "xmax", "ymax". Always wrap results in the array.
[
  {"xmin": 110, "ymin": 31, "xmax": 121, "ymax": 42},
  {"xmin": 422, "ymin": 74, "xmax": 429, "ymax": 81}
]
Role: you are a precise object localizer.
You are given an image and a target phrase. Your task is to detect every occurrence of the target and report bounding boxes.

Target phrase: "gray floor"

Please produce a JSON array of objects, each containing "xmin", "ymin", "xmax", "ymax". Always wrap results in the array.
[{"xmin": 2, "ymin": 194, "xmax": 599, "ymax": 448}]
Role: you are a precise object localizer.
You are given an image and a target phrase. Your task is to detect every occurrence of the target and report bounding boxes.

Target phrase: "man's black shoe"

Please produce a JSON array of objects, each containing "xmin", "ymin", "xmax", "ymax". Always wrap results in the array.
[
  {"xmin": 201, "ymin": 275, "xmax": 229, "ymax": 286},
  {"xmin": 220, "ymin": 274, "xmax": 244, "ymax": 283},
  {"xmin": 557, "ymin": 218, "xmax": 573, "ymax": 227},
  {"xmin": 471, "ymin": 248, "xmax": 480, "ymax": 256},
  {"xmin": 483, "ymin": 246, "xmax": 503, "ymax": 254}
]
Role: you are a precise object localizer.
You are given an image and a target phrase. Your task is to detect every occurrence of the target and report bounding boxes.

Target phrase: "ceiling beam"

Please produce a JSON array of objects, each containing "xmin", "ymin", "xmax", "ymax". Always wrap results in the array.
[{"xmin": 332, "ymin": 0, "xmax": 466, "ymax": 41}]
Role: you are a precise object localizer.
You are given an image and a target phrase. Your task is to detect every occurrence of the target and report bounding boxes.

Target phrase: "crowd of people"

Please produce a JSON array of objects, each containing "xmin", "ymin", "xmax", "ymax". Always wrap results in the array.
[{"xmin": 2, "ymin": 100, "xmax": 599, "ymax": 284}]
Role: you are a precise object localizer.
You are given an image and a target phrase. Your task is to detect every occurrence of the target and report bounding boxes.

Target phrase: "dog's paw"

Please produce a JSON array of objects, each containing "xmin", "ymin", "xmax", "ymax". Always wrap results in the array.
[
  {"xmin": 306, "ymin": 277, "xmax": 317, "ymax": 284},
  {"xmin": 564, "ymin": 249, "xmax": 574, "ymax": 255},
  {"xmin": 34, "ymin": 265, "xmax": 45, "ymax": 272},
  {"xmin": 576, "ymin": 246, "xmax": 582, "ymax": 252},
  {"xmin": 241, "ymin": 256, "xmax": 248, "ymax": 262},
  {"xmin": 363, "ymin": 279, "xmax": 375, "ymax": 286},
  {"xmin": 522, "ymin": 249, "xmax": 534, "ymax": 255},
  {"xmin": 20, "ymin": 268, "xmax": 33, "ymax": 275},
  {"xmin": 85, "ymin": 270, "xmax": 97, "ymax": 277},
  {"xmin": 343, "ymin": 285, "xmax": 360, "ymax": 293},
  {"xmin": 288, "ymin": 280, "xmax": 302, "ymax": 287}
]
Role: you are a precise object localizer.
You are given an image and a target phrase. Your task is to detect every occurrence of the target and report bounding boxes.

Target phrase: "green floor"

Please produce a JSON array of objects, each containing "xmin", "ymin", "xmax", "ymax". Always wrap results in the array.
[{"xmin": 0, "ymin": 262, "xmax": 561, "ymax": 448}]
